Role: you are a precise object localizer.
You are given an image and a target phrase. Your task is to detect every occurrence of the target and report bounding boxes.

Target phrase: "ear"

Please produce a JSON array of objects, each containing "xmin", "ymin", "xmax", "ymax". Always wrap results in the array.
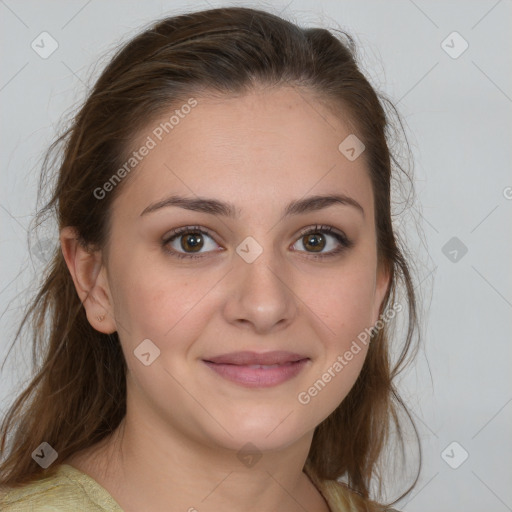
[
  {"xmin": 60, "ymin": 226, "xmax": 116, "ymax": 334},
  {"xmin": 371, "ymin": 261, "xmax": 392, "ymax": 326}
]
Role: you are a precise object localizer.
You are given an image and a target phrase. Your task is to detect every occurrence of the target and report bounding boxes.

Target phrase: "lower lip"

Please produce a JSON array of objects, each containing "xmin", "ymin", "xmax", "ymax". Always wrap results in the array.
[{"xmin": 202, "ymin": 359, "xmax": 310, "ymax": 388}]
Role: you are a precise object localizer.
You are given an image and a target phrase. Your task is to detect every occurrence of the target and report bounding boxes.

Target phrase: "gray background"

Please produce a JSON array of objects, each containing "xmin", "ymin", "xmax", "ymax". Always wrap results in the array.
[{"xmin": 1, "ymin": 1, "xmax": 511, "ymax": 511}]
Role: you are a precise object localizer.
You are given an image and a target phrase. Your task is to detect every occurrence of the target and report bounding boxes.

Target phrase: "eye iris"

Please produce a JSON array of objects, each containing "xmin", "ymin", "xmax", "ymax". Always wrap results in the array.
[
  {"xmin": 303, "ymin": 233, "xmax": 325, "ymax": 252},
  {"xmin": 181, "ymin": 232, "xmax": 203, "ymax": 252}
]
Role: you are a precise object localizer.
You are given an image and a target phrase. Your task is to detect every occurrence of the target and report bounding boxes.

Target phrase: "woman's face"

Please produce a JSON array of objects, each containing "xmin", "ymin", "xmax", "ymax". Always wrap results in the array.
[{"xmin": 101, "ymin": 86, "xmax": 389, "ymax": 453}]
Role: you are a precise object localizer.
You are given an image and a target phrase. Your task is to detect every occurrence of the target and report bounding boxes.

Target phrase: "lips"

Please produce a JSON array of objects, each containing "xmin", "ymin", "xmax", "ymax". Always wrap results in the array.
[
  {"xmin": 203, "ymin": 351, "xmax": 308, "ymax": 366},
  {"xmin": 202, "ymin": 351, "xmax": 310, "ymax": 388}
]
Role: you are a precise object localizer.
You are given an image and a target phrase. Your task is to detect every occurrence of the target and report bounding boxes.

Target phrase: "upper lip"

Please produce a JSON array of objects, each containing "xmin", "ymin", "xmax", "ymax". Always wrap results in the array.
[{"xmin": 203, "ymin": 351, "xmax": 309, "ymax": 366}]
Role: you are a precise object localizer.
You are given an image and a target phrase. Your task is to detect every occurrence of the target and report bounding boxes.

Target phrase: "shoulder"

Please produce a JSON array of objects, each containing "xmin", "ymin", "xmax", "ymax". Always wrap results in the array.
[
  {"xmin": 0, "ymin": 464, "xmax": 123, "ymax": 511},
  {"xmin": 0, "ymin": 469, "xmax": 89, "ymax": 511}
]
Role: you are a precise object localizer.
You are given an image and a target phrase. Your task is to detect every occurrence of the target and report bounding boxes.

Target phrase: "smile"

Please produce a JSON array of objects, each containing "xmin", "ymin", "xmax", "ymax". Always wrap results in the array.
[{"xmin": 202, "ymin": 357, "xmax": 310, "ymax": 388}]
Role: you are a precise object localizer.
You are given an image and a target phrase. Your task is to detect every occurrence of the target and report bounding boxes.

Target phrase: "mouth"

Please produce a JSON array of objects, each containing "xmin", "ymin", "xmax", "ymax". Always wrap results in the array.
[{"xmin": 202, "ymin": 351, "xmax": 310, "ymax": 388}]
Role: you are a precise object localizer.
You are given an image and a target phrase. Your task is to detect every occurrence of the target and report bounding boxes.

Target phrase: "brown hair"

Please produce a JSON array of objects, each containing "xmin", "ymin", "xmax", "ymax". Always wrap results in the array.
[{"xmin": 0, "ymin": 6, "xmax": 421, "ymax": 509}]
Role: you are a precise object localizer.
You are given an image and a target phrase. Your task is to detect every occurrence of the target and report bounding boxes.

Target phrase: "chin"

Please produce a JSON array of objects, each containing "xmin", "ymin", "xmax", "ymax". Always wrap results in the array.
[{"xmin": 207, "ymin": 411, "xmax": 313, "ymax": 454}]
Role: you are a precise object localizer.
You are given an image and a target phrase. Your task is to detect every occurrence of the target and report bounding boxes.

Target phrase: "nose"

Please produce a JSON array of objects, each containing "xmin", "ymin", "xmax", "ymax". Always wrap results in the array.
[{"xmin": 222, "ymin": 246, "xmax": 298, "ymax": 335}]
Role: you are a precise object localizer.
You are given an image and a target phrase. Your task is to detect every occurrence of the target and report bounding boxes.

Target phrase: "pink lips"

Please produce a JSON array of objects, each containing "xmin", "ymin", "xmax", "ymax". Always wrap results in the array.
[{"xmin": 202, "ymin": 351, "xmax": 310, "ymax": 388}]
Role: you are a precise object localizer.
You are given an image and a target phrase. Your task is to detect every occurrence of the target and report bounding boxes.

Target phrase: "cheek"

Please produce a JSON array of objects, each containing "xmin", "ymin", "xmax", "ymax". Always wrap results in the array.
[
  {"xmin": 108, "ymin": 251, "xmax": 220, "ymax": 351},
  {"xmin": 295, "ymin": 267, "xmax": 375, "ymax": 416},
  {"xmin": 304, "ymin": 262, "xmax": 377, "ymax": 345}
]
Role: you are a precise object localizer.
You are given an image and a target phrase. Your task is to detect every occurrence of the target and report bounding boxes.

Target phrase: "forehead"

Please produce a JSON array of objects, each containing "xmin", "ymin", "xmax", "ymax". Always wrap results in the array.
[{"xmin": 113, "ymin": 86, "xmax": 374, "ymax": 221}]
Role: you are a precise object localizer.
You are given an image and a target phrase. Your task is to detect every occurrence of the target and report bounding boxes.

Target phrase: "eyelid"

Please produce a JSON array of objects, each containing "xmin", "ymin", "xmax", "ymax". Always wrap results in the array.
[
  {"xmin": 296, "ymin": 224, "xmax": 348, "ymax": 241},
  {"xmin": 163, "ymin": 225, "xmax": 214, "ymax": 239}
]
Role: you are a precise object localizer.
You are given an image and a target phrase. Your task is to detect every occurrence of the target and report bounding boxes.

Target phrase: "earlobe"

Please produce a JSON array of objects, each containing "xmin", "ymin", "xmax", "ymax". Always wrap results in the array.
[{"xmin": 60, "ymin": 226, "xmax": 117, "ymax": 334}]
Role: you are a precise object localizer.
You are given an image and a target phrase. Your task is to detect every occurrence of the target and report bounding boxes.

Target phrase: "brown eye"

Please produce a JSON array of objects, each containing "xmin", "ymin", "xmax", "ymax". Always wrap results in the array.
[
  {"xmin": 163, "ymin": 226, "xmax": 220, "ymax": 259},
  {"xmin": 302, "ymin": 233, "xmax": 325, "ymax": 252},
  {"xmin": 292, "ymin": 225, "xmax": 354, "ymax": 259},
  {"xmin": 180, "ymin": 232, "xmax": 204, "ymax": 252}
]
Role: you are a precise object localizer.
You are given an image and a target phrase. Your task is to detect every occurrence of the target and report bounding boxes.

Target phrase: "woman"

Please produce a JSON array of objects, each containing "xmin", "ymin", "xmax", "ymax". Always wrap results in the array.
[{"xmin": 0, "ymin": 6, "xmax": 420, "ymax": 511}]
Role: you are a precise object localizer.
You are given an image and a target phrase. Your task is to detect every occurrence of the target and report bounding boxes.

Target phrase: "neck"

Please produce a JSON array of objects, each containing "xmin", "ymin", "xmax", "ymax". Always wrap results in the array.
[{"xmin": 67, "ymin": 400, "xmax": 331, "ymax": 512}]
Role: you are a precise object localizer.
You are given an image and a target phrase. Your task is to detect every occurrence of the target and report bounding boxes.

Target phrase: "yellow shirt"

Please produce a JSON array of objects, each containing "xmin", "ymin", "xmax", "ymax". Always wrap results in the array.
[
  {"xmin": 0, "ymin": 464, "xmax": 122, "ymax": 511},
  {"xmin": 0, "ymin": 464, "xmax": 400, "ymax": 511}
]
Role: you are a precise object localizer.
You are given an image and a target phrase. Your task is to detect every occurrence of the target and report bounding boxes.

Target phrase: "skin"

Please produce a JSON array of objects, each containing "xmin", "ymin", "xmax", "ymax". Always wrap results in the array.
[{"xmin": 61, "ymin": 85, "xmax": 390, "ymax": 512}]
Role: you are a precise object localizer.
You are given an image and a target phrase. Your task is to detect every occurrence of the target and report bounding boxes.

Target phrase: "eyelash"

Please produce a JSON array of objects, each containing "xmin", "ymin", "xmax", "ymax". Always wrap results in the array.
[{"xmin": 162, "ymin": 224, "xmax": 354, "ymax": 260}]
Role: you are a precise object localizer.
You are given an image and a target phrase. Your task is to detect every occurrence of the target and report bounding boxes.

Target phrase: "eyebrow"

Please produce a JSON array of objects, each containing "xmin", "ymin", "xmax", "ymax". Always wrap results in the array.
[{"xmin": 140, "ymin": 193, "xmax": 365, "ymax": 219}]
